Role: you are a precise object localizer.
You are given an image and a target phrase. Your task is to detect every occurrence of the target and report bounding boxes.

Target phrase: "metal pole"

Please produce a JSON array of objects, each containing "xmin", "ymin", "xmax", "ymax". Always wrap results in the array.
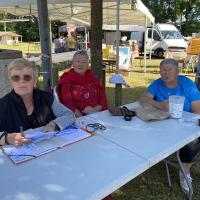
[
  {"xmin": 144, "ymin": 16, "xmax": 147, "ymax": 73},
  {"xmin": 85, "ymin": 26, "xmax": 88, "ymax": 50},
  {"xmin": 116, "ymin": 0, "xmax": 120, "ymax": 72},
  {"xmin": 4, "ymin": 22, "xmax": 6, "ymax": 32},
  {"xmin": 115, "ymin": 0, "xmax": 122, "ymax": 106},
  {"xmin": 37, "ymin": 0, "xmax": 52, "ymax": 91}
]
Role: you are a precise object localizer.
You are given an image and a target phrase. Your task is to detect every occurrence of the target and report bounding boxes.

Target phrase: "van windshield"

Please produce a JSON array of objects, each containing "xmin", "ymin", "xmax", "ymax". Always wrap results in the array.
[{"xmin": 161, "ymin": 31, "xmax": 183, "ymax": 39}]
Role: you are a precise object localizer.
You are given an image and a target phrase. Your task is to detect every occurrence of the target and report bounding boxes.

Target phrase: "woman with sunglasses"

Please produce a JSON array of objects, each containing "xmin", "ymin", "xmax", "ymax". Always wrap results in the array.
[{"xmin": 0, "ymin": 58, "xmax": 75, "ymax": 146}]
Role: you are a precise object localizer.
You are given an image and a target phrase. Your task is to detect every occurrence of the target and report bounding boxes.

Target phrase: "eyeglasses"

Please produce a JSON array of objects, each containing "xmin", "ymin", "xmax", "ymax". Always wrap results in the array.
[
  {"xmin": 86, "ymin": 123, "xmax": 106, "ymax": 133},
  {"xmin": 11, "ymin": 74, "xmax": 33, "ymax": 82}
]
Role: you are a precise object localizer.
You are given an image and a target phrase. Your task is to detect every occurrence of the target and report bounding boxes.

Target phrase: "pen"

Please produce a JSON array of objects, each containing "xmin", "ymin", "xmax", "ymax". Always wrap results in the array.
[{"xmin": 20, "ymin": 126, "xmax": 25, "ymax": 137}]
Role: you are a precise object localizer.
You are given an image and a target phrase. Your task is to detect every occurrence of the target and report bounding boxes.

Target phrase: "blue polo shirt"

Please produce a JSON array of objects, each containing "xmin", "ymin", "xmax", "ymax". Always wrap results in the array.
[{"xmin": 147, "ymin": 75, "xmax": 200, "ymax": 112}]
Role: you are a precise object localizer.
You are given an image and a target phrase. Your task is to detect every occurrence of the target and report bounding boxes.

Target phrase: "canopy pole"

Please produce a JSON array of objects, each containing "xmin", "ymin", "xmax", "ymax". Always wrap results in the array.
[
  {"xmin": 149, "ymin": 22, "xmax": 154, "ymax": 61},
  {"xmin": 115, "ymin": 0, "xmax": 122, "ymax": 106},
  {"xmin": 116, "ymin": 0, "xmax": 120, "ymax": 72},
  {"xmin": 85, "ymin": 26, "xmax": 87, "ymax": 50},
  {"xmin": 37, "ymin": 0, "xmax": 52, "ymax": 91},
  {"xmin": 144, "ymin": 16, "xmax": 147, "ymax": 73}
]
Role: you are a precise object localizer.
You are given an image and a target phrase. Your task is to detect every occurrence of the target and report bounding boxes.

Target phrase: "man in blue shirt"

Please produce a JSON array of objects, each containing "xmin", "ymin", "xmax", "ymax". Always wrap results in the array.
[{"xmin": 140, "ymin": 58, "xmax": 200, "ymax": 194}]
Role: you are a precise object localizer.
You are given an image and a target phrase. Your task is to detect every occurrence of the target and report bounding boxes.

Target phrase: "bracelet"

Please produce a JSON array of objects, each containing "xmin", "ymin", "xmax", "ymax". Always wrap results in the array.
[
  {"xmin": 4, "ymin": 132, "xmax": 9, "ymax": 145},
  {"xmin": 0, "ymin": 131, "xmax": 9, "ymax": 145}
]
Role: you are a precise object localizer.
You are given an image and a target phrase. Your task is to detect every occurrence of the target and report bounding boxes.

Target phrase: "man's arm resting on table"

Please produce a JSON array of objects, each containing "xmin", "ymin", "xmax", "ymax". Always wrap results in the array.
[
  {"xmin": 191, "ymin": 100, "xmax": 200, "ymax": 114},
  {"xmin": 139, "ymin": 92, "xmax": 169, "ymax": 111}
]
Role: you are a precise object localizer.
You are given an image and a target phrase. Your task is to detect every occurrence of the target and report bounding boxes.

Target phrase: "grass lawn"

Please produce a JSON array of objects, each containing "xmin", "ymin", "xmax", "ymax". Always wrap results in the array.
[
  {"xmin": 0, "ymin": 43, "xmax": 199, "ymax": 199},
  {"xmin": 0, "ymin": 42, "xmax": 41, "ymax": 56}
]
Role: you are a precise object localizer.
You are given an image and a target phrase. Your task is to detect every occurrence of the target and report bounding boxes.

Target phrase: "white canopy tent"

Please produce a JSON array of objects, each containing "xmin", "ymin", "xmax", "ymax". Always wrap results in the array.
[
  {"xmin": 0, "ymin": 0, "xmax": 154, "ymax": 26},
  {"xmin": 0, "ymin": 0, "xmax": 154, "ymax": 90}
]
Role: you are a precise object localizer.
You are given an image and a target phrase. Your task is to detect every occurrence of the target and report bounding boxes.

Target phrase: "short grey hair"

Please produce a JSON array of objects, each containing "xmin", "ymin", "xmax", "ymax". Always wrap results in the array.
[
  {"xmin": 160, "ymin": 58, "xmax": 178, "ymax": 69},
  {"xmin": 8, "ymin": 58, "xmax": 38, "ymax": 78},
  {"xmin": 73, "ymin": 50, "xmax": 89, "ymax": 61}
]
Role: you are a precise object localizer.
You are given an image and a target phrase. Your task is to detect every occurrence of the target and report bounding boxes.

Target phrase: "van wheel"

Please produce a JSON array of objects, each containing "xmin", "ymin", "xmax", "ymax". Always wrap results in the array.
[{"xmin": 156, "ymin": 49, "xmax": 164, "ymax": 58}]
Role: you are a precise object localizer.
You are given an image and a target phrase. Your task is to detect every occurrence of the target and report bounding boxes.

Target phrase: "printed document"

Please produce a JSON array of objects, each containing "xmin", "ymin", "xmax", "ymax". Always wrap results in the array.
[{"xmin": 2, "ymin": 126, "xmax": 92, "ymax": 164}]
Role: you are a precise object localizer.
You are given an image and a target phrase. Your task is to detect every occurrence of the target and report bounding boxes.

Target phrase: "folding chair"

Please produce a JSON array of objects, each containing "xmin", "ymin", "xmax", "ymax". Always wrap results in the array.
[
  {"xmin": 53, "ymin": 86, "xmax": 60, "ymax": 102},
  {"xmin": 164, "ymin": 151, "xmax": 193, "ymax": 200},
  {"xmin": 183, "ymin": 55, "xmax": 198, "ymax": 74}
]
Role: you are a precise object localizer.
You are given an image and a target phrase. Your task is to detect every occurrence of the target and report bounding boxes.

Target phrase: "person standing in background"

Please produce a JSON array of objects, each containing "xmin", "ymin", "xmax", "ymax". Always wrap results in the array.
[
  {"xmin": 54, "ymin": 35, "xmax": 63, "ymax": 53},
  {"xmin": 62, "ymin": 32, "xmax": 69, "ymax": 52},
  {"xmin": 67, "ymin": 31, "xmax": 77, "ymax": 51}
]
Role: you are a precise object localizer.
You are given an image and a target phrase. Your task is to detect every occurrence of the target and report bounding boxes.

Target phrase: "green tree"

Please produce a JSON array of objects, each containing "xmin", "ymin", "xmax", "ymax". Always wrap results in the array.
[
  {"xmin": 51, "ymin": 20, "xmax": 66, "ymax": 38},
  {"xmin": 142, "ymin": 0, "xmax": 200, "ymax": 35},
  {"xmin": 0, "ymin": 13, "xmax": 17, "ymax": 32},
  {"xmin": 14, "ymin": 16, "xmax": 40, "ymax": 42}
]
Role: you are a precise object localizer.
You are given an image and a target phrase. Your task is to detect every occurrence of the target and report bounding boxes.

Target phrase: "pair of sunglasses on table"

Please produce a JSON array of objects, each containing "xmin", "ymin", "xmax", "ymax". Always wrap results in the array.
[
  {"xmin": 11, "ymin": 75, "xmax": 33, "ymax": 82},
  {"xmin": 86, "ymin": 123, "xmax": 106, "ymax": 133}
]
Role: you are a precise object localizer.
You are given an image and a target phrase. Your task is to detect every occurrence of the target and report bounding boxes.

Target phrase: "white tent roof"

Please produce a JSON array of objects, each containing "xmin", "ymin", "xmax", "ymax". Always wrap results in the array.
[{"xmin": 0, "ymin": 0, "xmax": 154, "ymax": 26}]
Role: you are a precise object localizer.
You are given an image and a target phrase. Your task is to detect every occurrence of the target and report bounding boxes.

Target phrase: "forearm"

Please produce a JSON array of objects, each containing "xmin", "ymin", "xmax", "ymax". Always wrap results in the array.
[
  {"xmin": 52, "ymin": 99, "xmax": 76, "ymax": 130},
  {"xmin": 93, "ymin": 105, "xmax": 102, "ymax": 112},
  {"xmin": 140, "ymin": 93, "xmax": 168, "ymax": 111}
]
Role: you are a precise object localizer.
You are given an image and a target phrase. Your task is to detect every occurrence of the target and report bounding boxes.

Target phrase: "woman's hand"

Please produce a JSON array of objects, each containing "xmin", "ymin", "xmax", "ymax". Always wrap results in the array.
[
  {"xmin": 7, "ymin": 133, "xmax": 31, "ymax": 146},
  {"xmin": 82, "ymin": 106, "xmax": 96, "ymax": 114},
  {"xmin": 43, "ymin": 121, "xmax": 58, "ymax": 132},
  {"xmin": 74, "ymin": 109, "xmax": 83, "ymax": 117},
  {"xmin": 82, "ymin": 105, "xmax": 102, "ymax": 114}
]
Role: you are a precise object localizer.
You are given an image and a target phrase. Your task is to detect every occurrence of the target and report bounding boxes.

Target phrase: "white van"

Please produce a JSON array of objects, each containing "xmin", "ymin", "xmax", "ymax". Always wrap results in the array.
[{"xmin": 131, "ymin": 23, "xmax": 188, "ymax": 58}]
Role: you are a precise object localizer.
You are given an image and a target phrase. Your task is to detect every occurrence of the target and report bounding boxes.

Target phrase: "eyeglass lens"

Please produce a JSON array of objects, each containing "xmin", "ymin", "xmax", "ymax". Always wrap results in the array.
[{"xmin": 11, "ymin": 75, "xmax": 33, "ymax": 82}]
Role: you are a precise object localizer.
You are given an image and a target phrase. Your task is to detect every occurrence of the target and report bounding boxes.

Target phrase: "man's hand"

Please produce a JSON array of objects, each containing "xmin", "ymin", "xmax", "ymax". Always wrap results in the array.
[{"xmin": 139, "ymin": 93, "xmax": 169, "ymax": 111}]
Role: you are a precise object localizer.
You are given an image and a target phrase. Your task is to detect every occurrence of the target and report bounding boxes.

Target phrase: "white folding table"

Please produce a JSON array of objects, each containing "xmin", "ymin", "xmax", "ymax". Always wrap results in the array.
[
  {"xmin": 0, "ymin": 134, "xmax": 149, "ymax": 200},
  {"xmin": 1, "ymin": 102, "xmax": 200, "ymax": 200},
  {"xmin": 88, "ymin": 102, "xmax": 200, "ymax": 199}
]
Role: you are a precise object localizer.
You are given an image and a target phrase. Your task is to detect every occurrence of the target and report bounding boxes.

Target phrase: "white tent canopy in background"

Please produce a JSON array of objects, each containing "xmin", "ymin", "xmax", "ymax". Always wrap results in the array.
[
  {"xmin": 0, "ymin": 0, "xmax": 154, "ymax": 71},
  {"xmin": 0, "ymin": 0, "xmax": 154, "ymax": 26}
]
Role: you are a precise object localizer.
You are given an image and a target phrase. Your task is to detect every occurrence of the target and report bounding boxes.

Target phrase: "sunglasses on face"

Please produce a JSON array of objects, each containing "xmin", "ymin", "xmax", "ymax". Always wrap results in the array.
[{"xmin": 11, "ymin": 74, "xmax": 33, "ymax": 82}]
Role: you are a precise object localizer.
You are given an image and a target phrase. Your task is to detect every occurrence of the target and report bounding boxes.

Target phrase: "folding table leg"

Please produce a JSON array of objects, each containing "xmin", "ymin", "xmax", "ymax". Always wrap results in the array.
[
  {"xmin": 165, "ymin": 162, "xmax": 172, "ymax": 187},
  {"xmin": 176, "ymin": 151, "xmax": 193, "ymax": 200}
]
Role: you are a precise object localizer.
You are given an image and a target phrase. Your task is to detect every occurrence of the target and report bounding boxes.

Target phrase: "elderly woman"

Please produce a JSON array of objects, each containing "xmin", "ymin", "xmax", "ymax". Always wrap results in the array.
[
  {"xmin": 56, "ymin": 50, "xmax": 107, "ymax": 117},
  {"xmin": 0, "ymin": 58, "xmax": 75, "ymax": 146}
]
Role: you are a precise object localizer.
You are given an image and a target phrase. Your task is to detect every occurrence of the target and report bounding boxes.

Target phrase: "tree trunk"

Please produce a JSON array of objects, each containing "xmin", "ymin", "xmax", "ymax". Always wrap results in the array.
[{"xmin": 90, "ymin": 0, "xmax": 103, "ymax": 81}]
